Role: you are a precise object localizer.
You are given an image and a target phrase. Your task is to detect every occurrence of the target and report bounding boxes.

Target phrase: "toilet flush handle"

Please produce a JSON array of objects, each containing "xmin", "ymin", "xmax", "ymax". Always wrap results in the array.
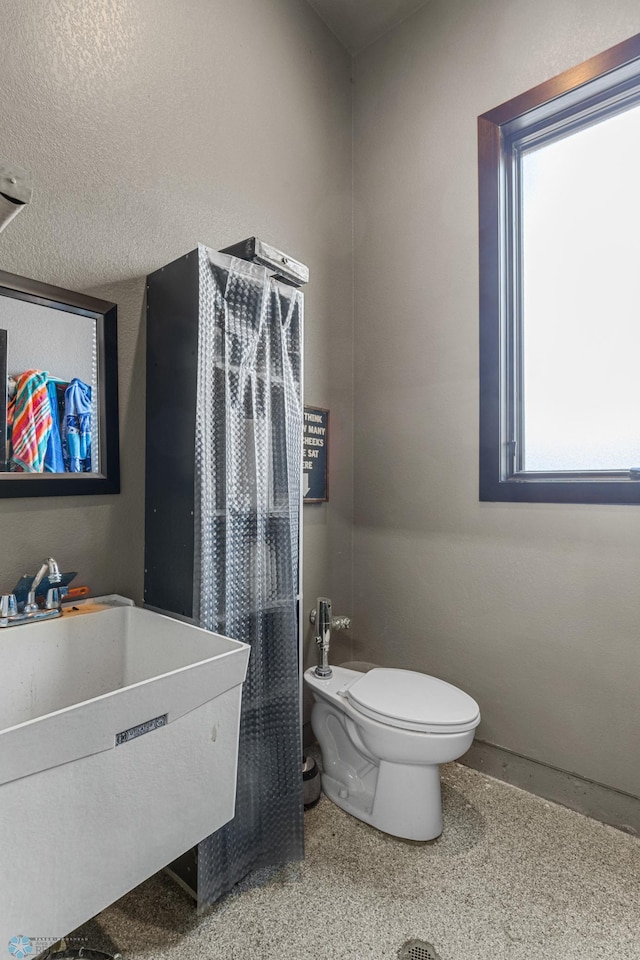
[
  {"xmin": 309, "ymin": 600, "xmax": 352, "ymax": 680},
  {"xmin": 309, "ymin": 610, "xmax": 352, "ymax": 631}
]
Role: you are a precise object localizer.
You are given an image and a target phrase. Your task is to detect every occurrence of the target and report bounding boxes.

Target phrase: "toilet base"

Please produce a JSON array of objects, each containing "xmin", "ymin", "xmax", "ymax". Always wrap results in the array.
[{"xmin": 321, "ymin": 759, "xmax": 443, "ymax": 841}]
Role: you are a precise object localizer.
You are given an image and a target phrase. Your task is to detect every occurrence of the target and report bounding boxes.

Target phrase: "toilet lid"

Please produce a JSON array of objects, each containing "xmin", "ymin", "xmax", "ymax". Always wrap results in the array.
[{"xmin": 347, "ymin": 668, "xmax": 480, "ymax": 733}]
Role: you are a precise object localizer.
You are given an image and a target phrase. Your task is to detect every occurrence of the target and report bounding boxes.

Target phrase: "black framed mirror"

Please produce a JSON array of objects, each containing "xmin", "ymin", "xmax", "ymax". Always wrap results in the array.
[{"xmin": 0, "ymin": 269, "xmax": 119, "ymax": 497}]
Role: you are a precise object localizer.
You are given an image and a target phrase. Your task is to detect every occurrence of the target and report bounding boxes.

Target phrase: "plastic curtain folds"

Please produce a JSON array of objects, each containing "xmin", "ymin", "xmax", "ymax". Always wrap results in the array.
[{"xmin": 193, "ymin": 245, "xmax": 304, "ymax": 906}]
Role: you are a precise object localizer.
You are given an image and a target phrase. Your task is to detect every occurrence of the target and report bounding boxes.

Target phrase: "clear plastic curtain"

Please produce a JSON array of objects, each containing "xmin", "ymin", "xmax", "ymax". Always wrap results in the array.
[{"xmin": 193, "ymin": 245, "xmax": 304, "ymax": 906}]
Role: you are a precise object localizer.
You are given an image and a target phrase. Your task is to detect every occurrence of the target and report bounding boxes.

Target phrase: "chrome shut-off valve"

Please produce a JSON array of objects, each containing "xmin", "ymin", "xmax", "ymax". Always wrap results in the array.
[{"xmin": 310, "ymin": 598, "xmax": 352, "ymax": 679}]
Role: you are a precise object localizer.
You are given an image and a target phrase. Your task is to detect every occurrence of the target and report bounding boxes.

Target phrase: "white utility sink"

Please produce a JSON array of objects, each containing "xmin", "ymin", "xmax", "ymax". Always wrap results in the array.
[{"xmin": 0, "ymin": 596, "xmax": 250, "ymax": 950}]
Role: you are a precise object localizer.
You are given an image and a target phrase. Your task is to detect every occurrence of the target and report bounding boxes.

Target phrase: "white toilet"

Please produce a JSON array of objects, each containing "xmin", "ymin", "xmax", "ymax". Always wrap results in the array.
[{"xmin": 305, "ymin": 665, "xmax": 480, "ymax": 841}]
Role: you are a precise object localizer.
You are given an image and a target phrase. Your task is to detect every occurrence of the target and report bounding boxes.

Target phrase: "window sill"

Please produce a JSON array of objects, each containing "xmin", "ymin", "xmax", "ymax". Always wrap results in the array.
[{"xmin": 480, "ymin": 474, "xmax": 640, "ymax": 505}]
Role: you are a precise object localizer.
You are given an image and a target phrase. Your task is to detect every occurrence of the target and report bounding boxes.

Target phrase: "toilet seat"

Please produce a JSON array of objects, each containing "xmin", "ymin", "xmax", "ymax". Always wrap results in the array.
[{"xmin": 346, "ymin": 668, "xmax": 480, "ymax": 734}]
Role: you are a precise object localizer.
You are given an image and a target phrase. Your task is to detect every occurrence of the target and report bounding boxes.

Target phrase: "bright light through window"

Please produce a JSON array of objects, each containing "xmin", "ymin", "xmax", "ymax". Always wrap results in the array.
[{"xmin": 521, "ymin": 102, "xmax": 640, "ymax": 471}]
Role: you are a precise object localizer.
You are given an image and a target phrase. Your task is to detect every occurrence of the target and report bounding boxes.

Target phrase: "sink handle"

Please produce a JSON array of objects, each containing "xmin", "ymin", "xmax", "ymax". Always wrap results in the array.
[
  {"xmin": 0, "ymin": 594, "xmax": 18, "ymax": 618},
  {"xmin": 45, "ymin": 587, "xmax": 62, "ymax": 611}
]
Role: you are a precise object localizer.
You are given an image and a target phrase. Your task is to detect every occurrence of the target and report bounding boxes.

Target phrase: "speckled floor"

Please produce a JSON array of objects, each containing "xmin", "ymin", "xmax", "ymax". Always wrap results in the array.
[{"xmin": 73, "ymin": 763, "xmax": 640, "ymax": 960}]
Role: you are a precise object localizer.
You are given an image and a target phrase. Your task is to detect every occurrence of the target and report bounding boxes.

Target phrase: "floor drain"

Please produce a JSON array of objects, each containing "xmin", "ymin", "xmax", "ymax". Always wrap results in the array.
[{"xmin": 398, "ymin": 939, "xmax": 441, "ymax": 960}]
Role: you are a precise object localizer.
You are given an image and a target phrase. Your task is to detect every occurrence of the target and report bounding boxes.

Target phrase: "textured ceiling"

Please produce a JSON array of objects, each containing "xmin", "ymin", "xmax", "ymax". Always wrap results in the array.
[{"xmin": 306, "ymin": 0, "xmax": 429, "ymax": 54}]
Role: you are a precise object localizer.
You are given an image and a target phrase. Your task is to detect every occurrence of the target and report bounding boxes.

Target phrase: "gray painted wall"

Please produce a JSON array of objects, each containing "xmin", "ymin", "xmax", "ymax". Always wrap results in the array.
[
  {"xmin": 353, "ymin": 0, "xmax": 640, "ymax": 797},
  {"xmin": 0, "ymin": 0, "xmax": 354, "ymax": 644}
]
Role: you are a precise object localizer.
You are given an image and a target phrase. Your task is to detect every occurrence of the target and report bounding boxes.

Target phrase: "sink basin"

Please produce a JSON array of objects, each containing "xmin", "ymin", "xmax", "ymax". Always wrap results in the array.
[{"xmin": 0, "ymin": 596, "xmax": 249, "ymax": 948}]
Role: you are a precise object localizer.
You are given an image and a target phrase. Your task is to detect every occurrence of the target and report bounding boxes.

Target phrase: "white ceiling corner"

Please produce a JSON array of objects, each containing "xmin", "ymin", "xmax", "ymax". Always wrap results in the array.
[{"xmin": 305, "ymin": 0, "xmax": 430, "ymax": 55}]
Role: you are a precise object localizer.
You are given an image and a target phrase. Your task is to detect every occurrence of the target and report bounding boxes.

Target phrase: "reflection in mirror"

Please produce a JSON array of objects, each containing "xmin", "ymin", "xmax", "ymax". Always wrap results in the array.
[
  {"xmin": 3, "ymin": 298, "xmax": 98, "ymax": 474},
  {"xmin": 0, "ymin": 270, "xmax": 119, "ymax": 497}
]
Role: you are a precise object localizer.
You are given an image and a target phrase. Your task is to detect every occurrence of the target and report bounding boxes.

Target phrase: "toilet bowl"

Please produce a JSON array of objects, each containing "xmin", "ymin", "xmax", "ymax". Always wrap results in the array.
[{"xmin": 304, "ymin": 665, "xmax": 480, "ymax": 841}]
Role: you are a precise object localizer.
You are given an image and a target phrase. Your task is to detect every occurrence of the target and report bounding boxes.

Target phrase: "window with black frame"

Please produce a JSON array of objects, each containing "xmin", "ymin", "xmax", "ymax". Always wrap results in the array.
[{"xmin": 479, "ymin": 33, "xmax": 640, "ymax": 505}]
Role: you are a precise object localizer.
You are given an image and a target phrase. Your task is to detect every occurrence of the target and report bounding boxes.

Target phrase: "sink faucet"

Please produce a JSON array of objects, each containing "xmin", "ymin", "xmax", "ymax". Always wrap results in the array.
[
  {"xmin": 23, "ymin": 557, "xmax": 63, "ymax": 613},
  {"xmin": 309, "ymin": 597, "xmax": 352, "ymax": 679},
  {"xmin": 1, "ymin": 557, "xmax": 64, "ymax": 628}
]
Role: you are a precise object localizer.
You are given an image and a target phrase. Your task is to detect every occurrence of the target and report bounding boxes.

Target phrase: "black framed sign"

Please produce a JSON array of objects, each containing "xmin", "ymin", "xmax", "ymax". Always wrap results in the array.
[{"xmin": 303, "ymin": 405, "xmax": 328, "ymax": 503}]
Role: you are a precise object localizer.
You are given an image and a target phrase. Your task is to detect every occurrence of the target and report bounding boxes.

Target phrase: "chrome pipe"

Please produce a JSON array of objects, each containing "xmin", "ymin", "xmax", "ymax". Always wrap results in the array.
[{"xmin": 313, "ymin": 597, "xmax": 333, "ymax": 678}]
